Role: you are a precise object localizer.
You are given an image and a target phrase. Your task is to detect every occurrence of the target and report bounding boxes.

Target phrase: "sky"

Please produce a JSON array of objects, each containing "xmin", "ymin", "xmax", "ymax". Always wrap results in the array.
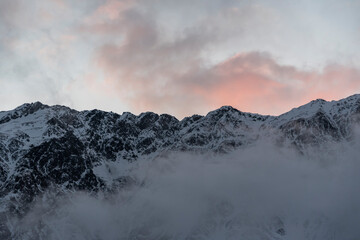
[{"xmin": 1, "ymin": 0, "xmax": 360, "ymax": 118}]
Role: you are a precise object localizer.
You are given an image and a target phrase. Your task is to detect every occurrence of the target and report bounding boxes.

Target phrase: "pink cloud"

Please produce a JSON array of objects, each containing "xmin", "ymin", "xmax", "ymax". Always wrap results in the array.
[
  {"xmin": 78, "ymin": 1, "xmax": 360, "ymax": 118},
  {"xmin": 184, "ymin": 53, "xmax": 360, "ymax": 115},
  {"xmin": 92, "ymin": 48, "xmax": 360, "ymax": 117}
]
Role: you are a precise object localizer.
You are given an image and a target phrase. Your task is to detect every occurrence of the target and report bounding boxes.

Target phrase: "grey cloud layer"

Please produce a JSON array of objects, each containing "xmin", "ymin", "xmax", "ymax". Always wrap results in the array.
[{"xmin": 12, "ymin": 139, "xmax": 360, "ymax": 239}]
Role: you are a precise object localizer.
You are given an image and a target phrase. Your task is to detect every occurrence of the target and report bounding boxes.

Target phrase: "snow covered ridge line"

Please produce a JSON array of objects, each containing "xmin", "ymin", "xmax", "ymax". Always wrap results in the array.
[
  {"xmin": 0, "ymin": 94, "xmax": 360, "ymax": 239},
  {"xmin": 0, "ymin": 95, "xmax": 359, "ymax": 199},
  {"xmin": 0, "ymin": 93, "xmax": 360, "ymax": 160}
]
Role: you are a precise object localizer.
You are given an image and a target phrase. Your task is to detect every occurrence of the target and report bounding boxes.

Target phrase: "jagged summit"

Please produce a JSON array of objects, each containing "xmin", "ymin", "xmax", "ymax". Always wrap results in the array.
[
  {"xmin": 6, "ymin": 101, "xmax": 47, "ymax": 114},
  {"xmin": 14, "ymin": 101, "xmax": 47, "ymax": 110},
  {"xmin": 6, "ymin": 94, "xmax": 360, "ymax": 122}
]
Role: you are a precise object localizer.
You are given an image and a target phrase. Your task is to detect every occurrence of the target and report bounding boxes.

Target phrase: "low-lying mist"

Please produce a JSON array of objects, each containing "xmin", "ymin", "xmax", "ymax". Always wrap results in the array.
[{"xmin": 11, "ymin": 139, "xmax": 360, "ymax": 240}]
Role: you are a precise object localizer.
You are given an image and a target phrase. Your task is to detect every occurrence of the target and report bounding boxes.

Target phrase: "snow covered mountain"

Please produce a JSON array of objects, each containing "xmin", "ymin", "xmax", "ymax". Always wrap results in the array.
[{"xmin": 1, "ymin": 94, "xmax": 360, "ymax": 239}]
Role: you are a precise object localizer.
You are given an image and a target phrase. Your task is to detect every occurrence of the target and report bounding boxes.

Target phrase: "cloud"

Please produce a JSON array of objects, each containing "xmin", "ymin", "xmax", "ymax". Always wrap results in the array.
[
  {"xmin": 0, "ymin": 0, "xmax": 101, "ymax": 110},
  {"xmin": 92, "ymin": 23, "xmax": 360, "ymax": 117},
  {"xmin": 182, "ymin": 52, "xmax": 360, "ymax": 115},
  {"xmin": 77, "ymin": 1, "xmax": 279, "ymax": 116},
  {"xmin": 10, "ymin": 139, "xmax": 360, "ymax": 239},
  {"xmin": 0, "ymin": 0, "xmax": 359, "ymax": 117},
  {"xmin": 77, "ymin": 0, "xmax": 219, "ymax": 115},
  {"xmin": 72, "ymin": 0, "xmax": 360, "ymax": 118}
]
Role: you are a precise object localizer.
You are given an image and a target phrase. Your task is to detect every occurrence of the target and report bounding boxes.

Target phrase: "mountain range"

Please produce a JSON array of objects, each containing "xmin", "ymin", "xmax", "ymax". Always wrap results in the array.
[{"xmin": 1, "ymin": 94, "xmax": 360, "ymax": 239}]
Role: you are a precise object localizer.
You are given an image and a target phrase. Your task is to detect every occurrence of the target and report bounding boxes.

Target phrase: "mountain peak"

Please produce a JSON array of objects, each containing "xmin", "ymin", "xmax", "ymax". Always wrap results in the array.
[
  {"xmin": 311, "ymin": 98, "xmax": 326, "ymax": 104},
  {"xmin": 218, "ymin": 105, "xmax": 238, "ymax": 111},
  {"xmin": 15, "ymin": 101, "xmax": 47, "ymax": 111}
]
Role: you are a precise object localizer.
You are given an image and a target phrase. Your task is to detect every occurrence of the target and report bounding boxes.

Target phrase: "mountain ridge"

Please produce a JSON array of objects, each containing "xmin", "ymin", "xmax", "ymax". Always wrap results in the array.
[
  {"xmin": 4, "ymin": 93, "xmax": 360, "ymax": 120},
  {"xmin": 1, "ymin": 94, "xmax": 360, "ymax": 239}
]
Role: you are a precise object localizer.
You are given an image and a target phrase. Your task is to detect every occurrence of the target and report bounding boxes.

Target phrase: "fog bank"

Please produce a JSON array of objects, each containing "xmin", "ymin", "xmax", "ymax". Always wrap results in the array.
[{"xmin": 11, "ymin": 141, "xmax": 360, "ymax": 240}]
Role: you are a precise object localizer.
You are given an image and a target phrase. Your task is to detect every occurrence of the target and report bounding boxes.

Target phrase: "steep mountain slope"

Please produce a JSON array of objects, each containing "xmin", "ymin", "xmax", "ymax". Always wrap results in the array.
[
  {"xmin": 268, "ymin": 94, "xmax": 360, "ymax": 151},
  {"xmin": 1, "ymin": 94, "xmax": 360, "ymax": 239}
]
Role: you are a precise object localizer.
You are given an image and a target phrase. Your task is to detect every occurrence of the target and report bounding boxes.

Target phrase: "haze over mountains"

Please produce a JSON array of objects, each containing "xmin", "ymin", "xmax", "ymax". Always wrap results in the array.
[{"xmin": 1, "ymin": 94, "xmax": 360, "ymax": 239}]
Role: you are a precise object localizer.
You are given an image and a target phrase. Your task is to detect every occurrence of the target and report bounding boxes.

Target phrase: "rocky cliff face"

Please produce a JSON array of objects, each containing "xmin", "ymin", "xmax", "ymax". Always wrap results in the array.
[{"xmin": 1, "ymin": 94, "xmax": 360, "ymax": 238}]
